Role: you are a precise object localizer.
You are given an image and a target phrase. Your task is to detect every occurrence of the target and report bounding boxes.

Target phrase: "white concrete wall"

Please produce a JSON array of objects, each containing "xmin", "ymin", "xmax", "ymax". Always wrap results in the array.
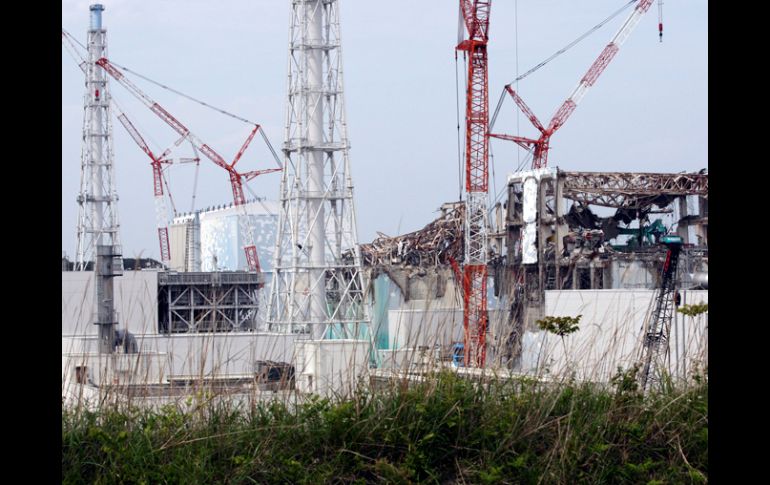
[
  {"xmin": 295, "ymin": 340, "xmax": 369, "ymax": 398},
  {"xmin": 519, "ymin": 289, "xmax": 708, "ymax": 382},
  {"xmin": 62, "ymin": 270, "xmax": 159, "ymax": 337},
  {"xmin": 387, "ymin": 307, "xmax": 463, "ymax": 350},
  {"xmin": 63, "ymin": 270, "xmax": 298, "ymax": 383},
  {"xmin": 63, "ymin": 332, "xmax": 297, "ymax": 382},
  {"xmin": 169, "ymin": 223, "xmax": 188, "ymax": 271}
]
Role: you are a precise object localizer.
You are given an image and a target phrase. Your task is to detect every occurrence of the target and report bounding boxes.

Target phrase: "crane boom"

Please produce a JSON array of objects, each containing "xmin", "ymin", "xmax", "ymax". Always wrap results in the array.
[
  {"xmin": 95, "ymin": 56, "xmax": 282, "ymax": 273},
  {"xmin": 457, "ymin": 0, "xmax": 492, "ymax": 368},
  {"xmin": 116, "ymin": 113, "xmax": 168, "ymax": 196},
  {"xmin": 490, "ymin": 0, "xmax": 655, "ymax": 169},
  {"xmin": 95, "ymin": 58, "xmax": 236, "ymax": 174},
  {"xmin": 549, "ymin": 0, "xmax": 654, "ymax": 133},
  {"xmin": 114, "ymin": 111, "xmax": 175, "ymax": 265}
]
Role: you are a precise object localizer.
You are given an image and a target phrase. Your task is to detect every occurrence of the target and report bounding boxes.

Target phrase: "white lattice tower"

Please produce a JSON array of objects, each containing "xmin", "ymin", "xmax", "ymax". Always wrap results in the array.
[
  {"xmin": 74, "ymin": 4, "xmax": 121, "ymax": 270},
  {"xmin": 266, "ymin": 0, "xmax": 370, "ymax": 340}
]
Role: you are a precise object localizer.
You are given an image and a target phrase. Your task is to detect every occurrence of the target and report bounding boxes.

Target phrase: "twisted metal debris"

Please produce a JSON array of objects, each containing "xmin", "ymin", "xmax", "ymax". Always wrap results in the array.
[{"xmin": 359, "ymin": 203, "xmax": 465, "ymax": 268}]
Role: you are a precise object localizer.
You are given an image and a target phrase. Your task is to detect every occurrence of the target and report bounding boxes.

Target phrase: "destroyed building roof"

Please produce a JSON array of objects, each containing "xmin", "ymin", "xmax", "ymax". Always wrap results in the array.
[
  {"xmin": 358, "ymin": 203, "xmax": 464, "ymax": 268},
  {"xmin": 561, "ymin": 171, "xmax": 708, "ymax": 208}
]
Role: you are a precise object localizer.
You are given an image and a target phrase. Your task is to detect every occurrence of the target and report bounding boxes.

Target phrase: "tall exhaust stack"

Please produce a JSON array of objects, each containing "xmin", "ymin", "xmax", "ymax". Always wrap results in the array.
[
  {"xmin": 76, "ymin": 4, "xmax": 123, "ymax": 353},
  {"xmin": 267, "ymin": 0, "xmax": 370, "ymax": 340}
]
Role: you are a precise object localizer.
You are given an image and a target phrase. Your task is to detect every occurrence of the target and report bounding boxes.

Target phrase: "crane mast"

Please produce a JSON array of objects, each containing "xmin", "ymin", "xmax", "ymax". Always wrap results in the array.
[
  {"xmin": 457, "ymin": 0, "xmax": 491, "ymax": 367},
  {"xmin": 490, "ymin": 0, "xmax": 656, "ymax": 169}
]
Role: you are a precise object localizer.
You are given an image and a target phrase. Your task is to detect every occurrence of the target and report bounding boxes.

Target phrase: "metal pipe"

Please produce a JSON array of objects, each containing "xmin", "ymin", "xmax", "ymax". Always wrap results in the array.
[{"xmin": 307, "ymin": 0, "xmax": 326, "ymax": 339}]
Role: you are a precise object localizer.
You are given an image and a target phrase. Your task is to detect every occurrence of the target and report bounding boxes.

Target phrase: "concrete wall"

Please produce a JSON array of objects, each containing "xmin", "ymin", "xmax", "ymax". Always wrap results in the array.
[
  {"xmin": 169, "ymin": 223, "xmax": 188, "ymax": 271},
  {"xmin": 387, "ymin": 306, "xmax": 463, "ymax": 350},
  {"xmin": 294, "ymin": 339, "xmax": 369, "ymax": 398},
  {"xmin": 62, "ymin": 270, "xmax": 160, "ymax": 337},
  {"xmin": 606, "ymin": 260, "xmax": 658, "ymax": 289},
  {"xmin": 378, "ymin": 269, "xmax": 506, "ymax": 353},
  {"xmin": 63, "ymin": 332, "xmax": 297, "ymax": 383},
  {"xmin": 519, "ymin": 289, "xmax": 708, "ymax": 382},
  {"xmin": 63, "ymin": 270, "xmax": 297, "ymax": 383}
]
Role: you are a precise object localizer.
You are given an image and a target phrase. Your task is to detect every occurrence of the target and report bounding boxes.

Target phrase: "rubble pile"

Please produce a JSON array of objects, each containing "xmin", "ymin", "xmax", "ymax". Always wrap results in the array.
[{"xmin": 359, "ymin": 204, "xmax": 465, "ymax": 268}]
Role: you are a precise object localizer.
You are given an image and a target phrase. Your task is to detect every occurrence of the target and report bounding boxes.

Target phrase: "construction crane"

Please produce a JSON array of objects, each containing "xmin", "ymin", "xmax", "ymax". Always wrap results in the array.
[
  {"xmin": 95, "ymin": 57, "xmax": 281, "ymax": 274},
  {"xmin": 490, "ymin": 0, "xmax": 657, "ymax": 169},
  {"xmin": 456, "ymin": 0, "xmax": 492, "ymax": 368},
  {"xmin": 115, "ymin": 110, "xmax": 196, "ymax": 266},
  {"xmin": 62, "ymin": 30, "xmax": 193, "ymax": 267},
  {"xmin": 639, "ymin": 234, "xmax": 683, "ymax": 392}
]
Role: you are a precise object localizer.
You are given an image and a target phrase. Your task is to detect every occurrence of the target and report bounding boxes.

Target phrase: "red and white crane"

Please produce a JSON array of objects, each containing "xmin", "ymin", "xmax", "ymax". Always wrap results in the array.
[
  {"xmin": 95, "ymin": 57, "xmax": 281, "ymax": 273},
  {"xmin": 490, "ymin": 0, "xmax": 656, "ymax": 169},
  {"xmin": 456, "ymin": 0, "xmax": 492, "ymax": 368},
  {"xmin": 62, "ymin": 30, "xmax": 192, "ymax": 267},
  {"xmin": 114, "ymin": 110, "xmax": 190, "ymax": 265}
]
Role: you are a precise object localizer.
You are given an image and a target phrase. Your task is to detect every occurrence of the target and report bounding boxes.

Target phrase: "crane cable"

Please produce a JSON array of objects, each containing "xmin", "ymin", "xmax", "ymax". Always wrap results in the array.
[
  {"xmin": 513, "ymin": 0, "xmax": 636, "ymax": 85},
  {"xmin": 455, "ymin": 2, "xmax": 466, "ymax": 202},
  {"xmin": 514, "ymin": 0, "xmax": 521, "ymax": 168},
  {"xmin": 489, "ymin": 0, "xmax": 636, "ymax": 132},
  {"xmin": 489, "ymin": 0, "xmax": 518, "ymax": 214},
  {"xmin": 658, "ymin": 0, "xmax": 664, "ymax": 42},
  {"xmin": 62, "ymin": 29, "xmax": 283, "ymax": 168},
  {"xmin": 455, "ymin": 50, "xmax": 463, "ymax": 202}
]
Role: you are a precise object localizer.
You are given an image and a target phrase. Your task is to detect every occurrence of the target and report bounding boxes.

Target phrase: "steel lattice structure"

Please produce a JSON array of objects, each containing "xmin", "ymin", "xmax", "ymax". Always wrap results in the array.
[
  {"xmin": 457, "ymin": 0, "xmax": 491, "ymax": 367},
  {"xmin": 95, "ymin": 57, "xmax": 280, "ymax": 274},
  {"xmin": 562, "ymin": 171, "xmax": 708, "ymax": 208},
  {"xmin": 640, "ymin": 238, "xmax": 683, "ymax": 393},
  {"xmin": 74, "ymin": 4, "xmax": 121, "ymax": 271},
  {"xmin": 266, "ymin": 0, "xmax": 370, "ymax": 339}
]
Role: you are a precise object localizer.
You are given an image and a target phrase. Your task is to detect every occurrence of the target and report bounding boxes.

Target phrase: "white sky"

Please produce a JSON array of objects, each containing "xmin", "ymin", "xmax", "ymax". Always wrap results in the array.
[{"xmin": 62, "ymin": 0, "xmax": 708, "ymax": 261}]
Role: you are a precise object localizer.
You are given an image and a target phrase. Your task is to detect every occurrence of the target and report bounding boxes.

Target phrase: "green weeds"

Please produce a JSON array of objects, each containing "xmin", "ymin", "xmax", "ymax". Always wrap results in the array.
[{"xmin": 62, "ymin": 371, "xmax": 707, "ymax": 484}]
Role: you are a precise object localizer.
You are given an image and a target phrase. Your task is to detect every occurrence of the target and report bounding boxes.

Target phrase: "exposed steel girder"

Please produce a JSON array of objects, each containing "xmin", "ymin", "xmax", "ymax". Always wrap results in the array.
[{"xmin": 561, "ymin": 171, "xmax": 708, "ymax": 208}]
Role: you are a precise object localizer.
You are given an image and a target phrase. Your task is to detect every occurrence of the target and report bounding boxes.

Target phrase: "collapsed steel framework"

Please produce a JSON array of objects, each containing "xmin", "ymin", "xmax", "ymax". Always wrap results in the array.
[
  {"xmin": 495, "ymin": 168, "xmax": 707, "ymax": 367},
  {"xmin": 562, "ymin": 171, "xmax": 708, "ymax": 208},
  {"xmin": 356, "ymin": 169, "xmax": 707, "ymax": 369}
]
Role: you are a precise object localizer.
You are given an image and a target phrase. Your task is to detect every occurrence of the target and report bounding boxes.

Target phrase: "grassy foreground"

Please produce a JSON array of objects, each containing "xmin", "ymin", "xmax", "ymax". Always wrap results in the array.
[{"xmin": 62, "ymin": 371, "xmax": 707, "ymax": 484}]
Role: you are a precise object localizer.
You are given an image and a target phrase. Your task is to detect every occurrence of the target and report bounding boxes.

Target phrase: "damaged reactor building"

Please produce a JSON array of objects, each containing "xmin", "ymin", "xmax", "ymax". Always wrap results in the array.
[{"xmin": 359, "ymin": 168, "xmax": 707, "ymax": 381}]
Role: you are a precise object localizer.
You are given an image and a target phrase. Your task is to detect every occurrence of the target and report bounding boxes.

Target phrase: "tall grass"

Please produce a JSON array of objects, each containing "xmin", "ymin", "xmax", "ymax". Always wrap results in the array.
[{"xmin": 62, "ymin": 369, "xmax": 707, "ymax": 484}]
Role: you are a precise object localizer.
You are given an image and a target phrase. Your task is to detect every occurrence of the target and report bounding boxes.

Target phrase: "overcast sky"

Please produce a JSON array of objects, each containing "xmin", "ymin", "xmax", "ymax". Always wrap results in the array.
[{"xmin": 62, "ymin": 0, "xmax": 707, "ymax": 261}]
